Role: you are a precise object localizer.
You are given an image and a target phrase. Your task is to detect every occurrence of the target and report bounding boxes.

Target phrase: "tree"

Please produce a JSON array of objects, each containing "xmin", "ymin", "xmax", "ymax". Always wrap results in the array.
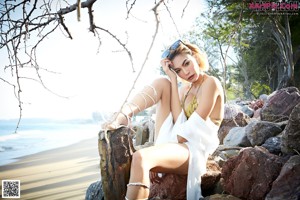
[
  {"xmin": 0, "ymin": 0, "xmax": 193, "ymax": 131},
  {"xmin": 199, "ymin": 0, "xmax": 299, "ymax": 100}
]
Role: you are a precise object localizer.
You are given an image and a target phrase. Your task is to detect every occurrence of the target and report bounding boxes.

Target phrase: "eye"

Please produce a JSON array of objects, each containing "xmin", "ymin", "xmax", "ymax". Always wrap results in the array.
[
  {"xmin": 184, "ymin": 60, "xmax": 190, "ymax": 66},
  {"xmin": 174, "ymin": 69, "xmax": 181, "ymax": 74}
]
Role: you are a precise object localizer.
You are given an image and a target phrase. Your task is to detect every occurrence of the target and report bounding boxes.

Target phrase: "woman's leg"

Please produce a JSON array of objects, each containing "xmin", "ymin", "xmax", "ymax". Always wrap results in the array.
[
  {"xmin": 106, "ymin": 77, "xmax": 172, "ymax": 134},
  {"xmin": 125, "ymin": 143, "xmax": 189, "ymax": 200}
]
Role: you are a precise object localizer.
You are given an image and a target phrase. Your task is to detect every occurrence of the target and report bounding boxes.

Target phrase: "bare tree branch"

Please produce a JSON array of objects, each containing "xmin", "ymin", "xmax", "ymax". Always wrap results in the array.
[
  {"xmin": 181, "ymin": 0, "xmax": 191, "ymax": 18},
  {"xmin": 95, "ymin": 26, "xmax": 135, "ymax": 72},
  {"xmin": 163, "ymin": 1, "xmax": 181, "ymax": 37},
  {"xmin": 0, "ymin": 0, "xmax": 186, "ymax": 134},
  {"xmin": 0, "ymin": 0, "xmax": 98, "ymax": 131},
  {"xmin": 126, "ymin": 0, "xmax": 137, "ymax": 19},
  {"xmin": 58, "ymin": 14, "xmax": 73, "ymax": 39},
  {"xmin": 115, "ymin": 0, "xmax": 162, "ymax": 122}
]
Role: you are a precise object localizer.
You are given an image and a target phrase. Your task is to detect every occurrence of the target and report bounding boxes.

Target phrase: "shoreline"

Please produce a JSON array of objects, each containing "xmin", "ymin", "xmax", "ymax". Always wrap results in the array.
[{"xmin": 0, "ymin": 136, "xmax": 101, "ymax": 200}]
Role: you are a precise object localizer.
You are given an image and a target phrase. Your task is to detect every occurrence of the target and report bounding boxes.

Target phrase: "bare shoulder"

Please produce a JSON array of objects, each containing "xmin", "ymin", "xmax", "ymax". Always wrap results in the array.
[
  {"xmin": 203, "ymin": 75, "xmax": 222, "ymax": 88},
  {"xmin": 202, "ymin": 75, "xmax": 224, "ymax": 97}
]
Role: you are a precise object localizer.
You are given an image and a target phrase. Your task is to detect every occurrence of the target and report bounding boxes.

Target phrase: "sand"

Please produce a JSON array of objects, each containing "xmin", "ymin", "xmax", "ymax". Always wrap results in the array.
[{"xmin": 0, "ymin": 136, "xmax": 101, "ymax": 200}]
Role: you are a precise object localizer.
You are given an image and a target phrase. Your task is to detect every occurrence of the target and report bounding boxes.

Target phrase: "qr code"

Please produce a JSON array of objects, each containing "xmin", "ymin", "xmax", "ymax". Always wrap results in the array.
[{"xmin": 2, "ymin": 180, "xmax": 20, "ymax": 198}]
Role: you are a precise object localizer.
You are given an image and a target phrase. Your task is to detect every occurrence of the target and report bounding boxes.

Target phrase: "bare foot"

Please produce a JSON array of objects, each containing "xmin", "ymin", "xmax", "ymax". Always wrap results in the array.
[{"xmin": 101, "ymin": 112, "xmax": 130, "ymax": 130}]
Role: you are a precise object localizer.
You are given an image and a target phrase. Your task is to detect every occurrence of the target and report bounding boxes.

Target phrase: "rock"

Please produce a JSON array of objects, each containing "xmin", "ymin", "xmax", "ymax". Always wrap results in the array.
[
  {"xmin": 245, "ymin": 120, "xmax": 282, "ymax": 146},
  {"xmin": 260, "ymin": 87, "xmax": 300, "ymax": 122},
  {"xmin": 221, "ymin": 146, "xmax": 284, "ymax": 200},
  {"xmin": 149, "ymin": 173, "xmax": 187, "ymax": 200},
  {"xmin": 85, "ymin": 181, "xmax": 104, "ymax": 200},
  {"xmin": 259, "ymin": 94, "xmax": 268, "ymax": 103},
  {"xmin": 213, "ymin": 145, "xmax": 242, "ymax": 167},
  {"xmin": 275, "ymin": 119, "xmax": 288, "ymax": 129},
  {"xmin": 281, "ymin": 102, "xmax": 300, "ymax": 154},
  {"xmin": 241, "ymin": 105, "xmax": 254, "ymax": 118},
  {"xmin": 218, "ymin": 104, "xmax": 250, "ymax": 144},
  {"xmin": 218, "ymin": 126, "xmax": 233, "ymax": 145},
  {"xmin": 223, "ymin": 127, "xmax": 251, "ymax": 147},
  {"xmin": 134, "ymin": 141, "xmax": 154, "ymax": 151},
  {"xmin": 262, "ymin": 136, "xmax": 282, "ymax": 155},
  {"xmin": 133, "ymin": 118, "xmax": 155, "ymax": 146},
  {"xmin": 249, "ymin": 99, "xmax": 264, "ymax": 111},
  {"xmin": 265, "ymin": 155, "xmax": 300, "ymax": 200},
  {"xmin": 204, "ymin": 194, "xmax": 242, "ymax": 200},
  {"xmin": 98, "ymin": 127, "xmax": 135, "ymax": 200},
  {"xmin": 252, "ymin": 107, "xmax": 262, "ymax": 119},
  {"xmin": 201, "ymin": 158, "xmax": 222, "ymax": 192},
  {"xmin": 149, "ymin": 157, "xmax": 221, "ymax": 199}
]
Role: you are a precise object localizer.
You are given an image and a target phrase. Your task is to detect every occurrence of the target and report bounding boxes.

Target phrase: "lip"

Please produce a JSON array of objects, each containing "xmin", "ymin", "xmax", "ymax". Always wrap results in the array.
[{"xmin": 187, "ymin": 74, "xmax": 195, "ymax": 81}]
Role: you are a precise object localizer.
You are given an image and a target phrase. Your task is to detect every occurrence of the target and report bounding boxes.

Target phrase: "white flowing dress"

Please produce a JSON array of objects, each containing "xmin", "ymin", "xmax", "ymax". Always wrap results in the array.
[{"xmin": 155, "ymin": 110, "xmax": 219, "ymax": 200}]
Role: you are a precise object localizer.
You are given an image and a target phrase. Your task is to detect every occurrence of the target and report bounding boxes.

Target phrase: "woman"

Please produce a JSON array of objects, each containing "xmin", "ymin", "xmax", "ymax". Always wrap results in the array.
[{"xmin": 103, "ymin": 40, "xmax": 224, "ymax": 200}]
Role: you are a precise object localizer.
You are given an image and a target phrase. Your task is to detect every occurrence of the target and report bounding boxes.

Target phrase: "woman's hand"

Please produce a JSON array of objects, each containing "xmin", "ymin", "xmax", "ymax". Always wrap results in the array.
[
  {"xmin": 150, "ymin": 171, "xmax": 163, "ymax": 184},
  {"xmin": 161, "ymin": 58, "xmax": 177, "ymax": 81}
]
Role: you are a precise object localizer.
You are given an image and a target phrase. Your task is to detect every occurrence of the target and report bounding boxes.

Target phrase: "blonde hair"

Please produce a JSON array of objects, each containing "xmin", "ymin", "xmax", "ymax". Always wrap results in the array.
[{"xmin": 170, "ymin": 41, "xmax": 209, "ymax": 71}]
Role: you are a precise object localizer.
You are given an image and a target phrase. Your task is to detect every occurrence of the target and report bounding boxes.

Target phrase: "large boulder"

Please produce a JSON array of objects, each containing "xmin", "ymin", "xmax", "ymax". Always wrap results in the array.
[
  {"xmin": 262, "ymin": 136, "xmax": 282, "ymax": 155},
  {"xmin": 218, "ymin": 104, "xmax": 250, "ymax": 144},
  {"xmin": 149, "ymin": 173, "xmax": 187, "ymax": 200},
  {"xmin": 221, "ymin": 146, "xmax": 284, "ymax": 200},
  {"xmin": 281, "ymin": 102, "xmax": 300, "ymax": 154},
  {"xmin": 204, "ymin": 194, "xmax": 241, "ymax": 200},
  {"xmin": 133, "ymin": 118, "xmax": 155, "ymax": 146},
  {"xmin": 85, "ymin": 181, "xmax": 104, "ymax": 200},
  {"xmin": 201, "ymin": 158, "xmax": 222, "ymax": 192},
  {"xmin": 245, "ymin": 120, "xmax": 282, "ymax": 146},
  {"xmin": 265, "ymin": 155, "xmax": 300, "ymax": 200},
  {"xmin": 149, "ymin": 158, "xmax": 221, "ymax": 199},
  {"xmin": 223, "ymin": 127, "xmax": 251, "ymax": 147},
  {"xmin": 260, "ymin": 87, "xmax": 300, "ymax": 122}
]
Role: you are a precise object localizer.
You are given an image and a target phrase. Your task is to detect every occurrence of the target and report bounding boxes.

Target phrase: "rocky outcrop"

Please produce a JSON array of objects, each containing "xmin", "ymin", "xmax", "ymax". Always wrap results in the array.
[
  {"xmin": 221, "ymin": 146, "xmax": 284, "ymax": 200},
  {"xmin": 281, "ymin": 102, "xmax": 300, "ymax": 154},
  {"xmin": 216, "ymin": 88, "xmax": 300, "ymax": 200},
  {"xmin": 260, "ymin": 87, "xmax": 300, "ymax": 122},
  {"xmin": 265, "ymin": 155, "xmax": 300, "ymax": 200},
  {"xmin": 88, "ymin": 87, "xmax": 300, "ymax": 200}
]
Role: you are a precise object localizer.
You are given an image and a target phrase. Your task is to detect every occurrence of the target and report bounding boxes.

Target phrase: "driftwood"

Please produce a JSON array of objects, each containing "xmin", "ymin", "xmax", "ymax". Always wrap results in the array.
[{"xmin": 98, "ymin": 127, "xmax": 135, "ymax": 200}]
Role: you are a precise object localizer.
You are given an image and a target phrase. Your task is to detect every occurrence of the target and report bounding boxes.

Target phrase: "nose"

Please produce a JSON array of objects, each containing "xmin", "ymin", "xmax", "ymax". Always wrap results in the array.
[{"xmin": 182, "ymin": 68, "xmax": 189, "ymax": 75}]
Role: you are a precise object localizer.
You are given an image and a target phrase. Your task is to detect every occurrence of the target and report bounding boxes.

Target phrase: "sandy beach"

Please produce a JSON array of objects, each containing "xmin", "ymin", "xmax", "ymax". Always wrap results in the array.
[{"xmin": 0, "ymin": 136, "xmax": 101, "ymax": 200}]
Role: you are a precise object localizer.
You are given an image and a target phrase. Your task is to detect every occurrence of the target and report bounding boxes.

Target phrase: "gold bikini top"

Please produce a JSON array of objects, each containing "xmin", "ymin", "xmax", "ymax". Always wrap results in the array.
[{"xmin": 182, "ymin": 84, "xmax": 201, "ymax": 119}]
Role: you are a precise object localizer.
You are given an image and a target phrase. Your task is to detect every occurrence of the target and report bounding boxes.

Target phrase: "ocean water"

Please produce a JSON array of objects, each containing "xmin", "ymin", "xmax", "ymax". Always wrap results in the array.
[{"xmin": 0, "ymin": 119, "xmax": 101, "ymax": 166}]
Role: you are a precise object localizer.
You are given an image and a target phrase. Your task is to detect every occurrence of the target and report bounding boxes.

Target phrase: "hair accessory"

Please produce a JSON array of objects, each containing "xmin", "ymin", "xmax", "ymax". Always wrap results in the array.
[{"xmin": 161, "ymin": 39, "xmax": 184, "ymax": 59}]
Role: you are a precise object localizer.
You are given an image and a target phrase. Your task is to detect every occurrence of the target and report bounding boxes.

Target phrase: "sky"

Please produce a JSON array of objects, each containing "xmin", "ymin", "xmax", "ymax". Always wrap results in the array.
[{"xmin": 0, "ymin": 0, "xmax": 207, "ymax": 120}]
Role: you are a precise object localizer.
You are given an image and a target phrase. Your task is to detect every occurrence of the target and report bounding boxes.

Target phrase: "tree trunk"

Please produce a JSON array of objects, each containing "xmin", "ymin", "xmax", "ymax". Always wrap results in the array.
[
  {"xmin": 98, "ymin": 127, "xmax": 135, "ymax": 200},
  {"xmin": 270, "ymin": 16, "xmax": 294, "ymax": 89}
]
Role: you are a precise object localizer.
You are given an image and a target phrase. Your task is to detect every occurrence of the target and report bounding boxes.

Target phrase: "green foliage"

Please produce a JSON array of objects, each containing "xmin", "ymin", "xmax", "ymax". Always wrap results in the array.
[
  {"xmin": 251, "ymin": 81, "xmax": 272, "ymax": 99},
  {"xmin": 182, "ymin": 0, "xmax": 298, "ymax": 100},
  {"xmin": 226, "ymin": 87, "xmax": 243, "ymax": 100}
]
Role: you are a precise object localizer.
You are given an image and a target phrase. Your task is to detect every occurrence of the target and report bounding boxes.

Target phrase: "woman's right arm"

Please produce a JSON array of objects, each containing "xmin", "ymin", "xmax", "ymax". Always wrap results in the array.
[{"xmin": 161, "ymin": 59, "xmax": 182, "ymax": 122}]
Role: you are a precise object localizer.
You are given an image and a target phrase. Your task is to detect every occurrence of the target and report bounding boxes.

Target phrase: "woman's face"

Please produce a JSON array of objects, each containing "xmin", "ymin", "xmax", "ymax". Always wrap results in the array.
[{"xmin": 171, "ymin": 53, "xmax": 200, "ymax": 83}]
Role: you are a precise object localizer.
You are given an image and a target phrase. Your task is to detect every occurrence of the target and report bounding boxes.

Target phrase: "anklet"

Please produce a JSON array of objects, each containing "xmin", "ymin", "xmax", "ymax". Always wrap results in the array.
[{"xmin": 127, "ymin": 182, "xmax": 150, "ymax": 189}]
